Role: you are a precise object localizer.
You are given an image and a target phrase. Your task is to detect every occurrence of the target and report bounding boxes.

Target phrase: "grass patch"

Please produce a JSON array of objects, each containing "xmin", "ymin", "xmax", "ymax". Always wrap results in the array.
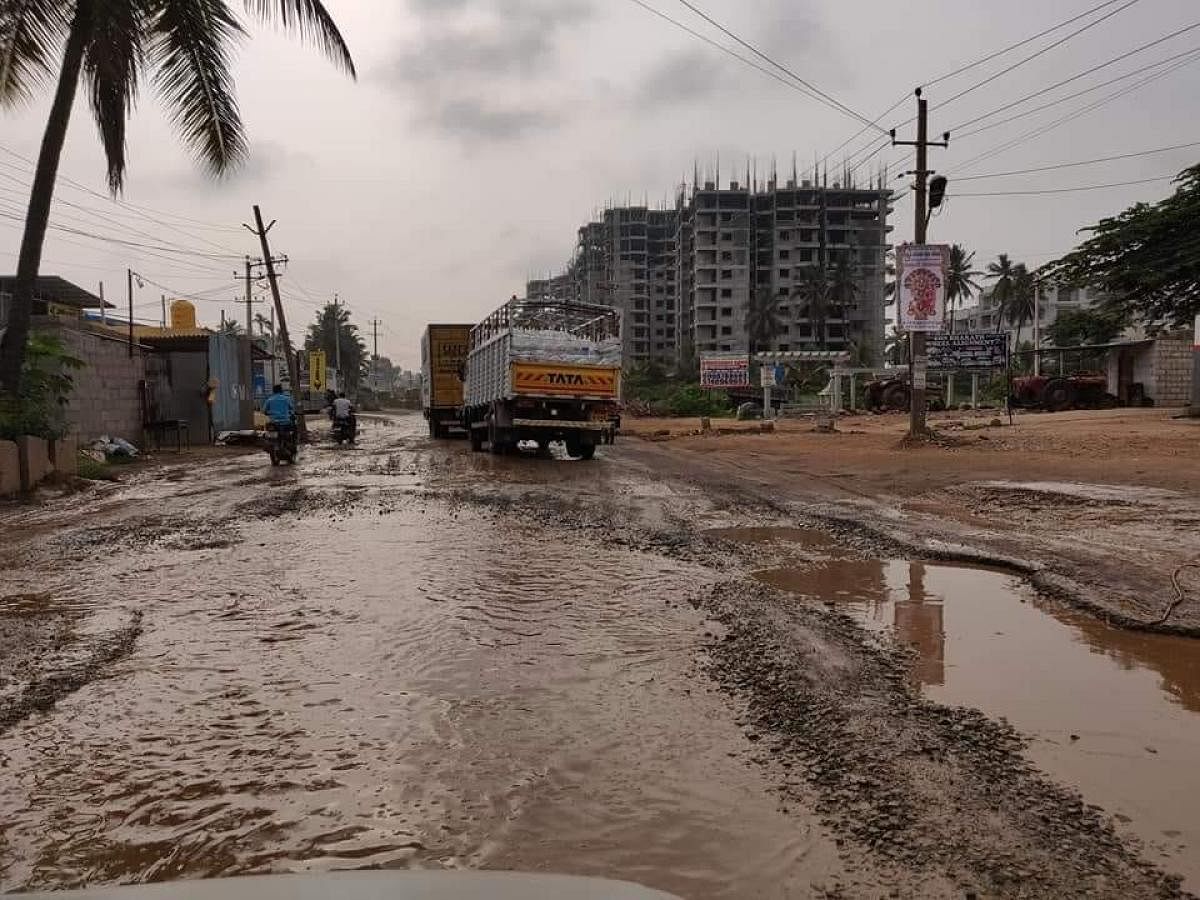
[{"xmin": 77, "ymin": 455, "xmax": 119, "ymax": 482}]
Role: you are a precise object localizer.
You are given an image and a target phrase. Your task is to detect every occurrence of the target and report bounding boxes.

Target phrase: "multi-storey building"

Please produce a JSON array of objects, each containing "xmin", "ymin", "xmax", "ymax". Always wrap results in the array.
[{"xmin": 536, "ymin": 168, "xmax": 892, "ymax": 370}]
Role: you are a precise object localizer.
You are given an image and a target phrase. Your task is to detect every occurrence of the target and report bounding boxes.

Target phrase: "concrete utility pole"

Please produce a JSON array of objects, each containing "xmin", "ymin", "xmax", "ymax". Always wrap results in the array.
[
  {"xmin": 1033, "ymin": 281, "xmax": 1041, "ymax": 377},
  {"xmin": 246, "ymin": 205, "xmax": 303, "ymax": 436},
  {"xmin": 244, "ymin": 256, "xmax": 253, "ymax": 335},
  {"xmin": 161, "ymin": 294, "xmax": 166, "ymax": 328},
  {"xmin": 332, "ymin": 293, "xmax": 342, "ymax": 375},
  {"xmin": 892, "ymin": 88, "xmax": 949, "ymax": 437},
  {"xmin": 1191, "ymin": 313, "xmax": 1200, "ymax": 416},
  {"xmin": 127, "ymin": 268, "xmax": 134, "ymax": 358},
  {"xmin": 370, "ymin": 317, "xmax": 381, "ymax": 390}
]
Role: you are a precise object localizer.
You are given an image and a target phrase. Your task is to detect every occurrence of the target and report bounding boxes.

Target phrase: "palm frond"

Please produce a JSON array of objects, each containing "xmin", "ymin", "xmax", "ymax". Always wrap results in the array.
[
  {"xmin": 84, "ymin": 0, "xmax": 148, "ymax": 192},
  {"xmin": 149, "ymin": 0, "xmax": 247, "ymax": 176},
  {"xmin": 243, "ymin": 0, "xmax": 354, "ymax": 77},
  {"xmin": 0, "ymin": 0, "xmax": 71, "ymax": 107}
]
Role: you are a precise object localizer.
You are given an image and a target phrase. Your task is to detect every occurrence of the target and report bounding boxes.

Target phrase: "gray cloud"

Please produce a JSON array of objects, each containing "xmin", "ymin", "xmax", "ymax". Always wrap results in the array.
[
  {"xmin": 635, "ymin": 51, "xmax": 725, "ymax": 109},
  {"xmin": 376, "ymin": 0, "xmax": 594, "ymax": 141},
  {"xmin": 425, "ymin": 98, "xmax": 559, "ymax": 140}
]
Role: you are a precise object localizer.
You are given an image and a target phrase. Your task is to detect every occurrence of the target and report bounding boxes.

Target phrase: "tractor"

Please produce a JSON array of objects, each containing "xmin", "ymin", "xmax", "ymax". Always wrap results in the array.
[{"xmin": 1009, "ymin": 372, "xmax": 1117, "ymax": 412}]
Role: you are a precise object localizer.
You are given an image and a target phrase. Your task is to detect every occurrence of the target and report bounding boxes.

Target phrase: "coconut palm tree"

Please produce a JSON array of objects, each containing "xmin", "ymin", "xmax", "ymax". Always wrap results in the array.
[
  {"xmin": 985, "ymin": 253, "xmax": 1017, "ymax": 333},
  {"xmin": 746, "ymin": 283, "xmax": 783, "ymax": 354},
  {"xmin": 829, "ymin": 254, "xmax": 859, "ymax": 315},
  {"xmin": 945, "ymin": 244, "xmax": 982, "ymax": 332},
  {"xmin": 0, "ymin": 1, "xmax": 356, "ymax": 396},
  {"xmin": 1006, "ymin": 264, "xmax": 1037, "ymax": 350},
  {"xmin": 791, "ymin": 265, "xmax": 831, "ymax": 349}
]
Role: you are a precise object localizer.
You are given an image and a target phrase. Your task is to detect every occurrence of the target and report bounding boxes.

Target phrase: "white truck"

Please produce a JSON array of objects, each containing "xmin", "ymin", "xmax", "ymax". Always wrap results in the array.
[{"xmin": 463, "ymin": 298, "xmax": 622, "ymax": 459}]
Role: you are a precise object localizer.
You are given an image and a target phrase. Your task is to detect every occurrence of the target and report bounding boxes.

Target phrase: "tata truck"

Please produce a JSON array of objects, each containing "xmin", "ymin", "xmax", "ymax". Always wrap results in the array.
[
  {"xmin": 421, "ymin": 324, "xmax": 472, "ymax": 438},
  {"xmin": 462, "ymin": 298, "xmax": 621, "ymax": 459}
]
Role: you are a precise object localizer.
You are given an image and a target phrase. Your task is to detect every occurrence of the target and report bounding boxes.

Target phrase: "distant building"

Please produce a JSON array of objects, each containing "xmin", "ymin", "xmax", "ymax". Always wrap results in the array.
[
  {"xmin": 955, "ymin": 284, "xmax": 1143, "ymax": 348},
  {"xmin": 532, "ymin": 164, "xmax": 892, "ymax": 370}
]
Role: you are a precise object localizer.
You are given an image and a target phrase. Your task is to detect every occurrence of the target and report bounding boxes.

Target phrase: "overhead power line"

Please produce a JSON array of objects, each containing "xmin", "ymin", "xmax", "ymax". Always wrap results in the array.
[
  {"xmin": 624, "ymin": 0, "xmax": 839, "ymax": 107},
  {"xmin": 933, "ymin": 0, "xmax": 1143, "ymax": 111},
  {"xmin": 948, "ymin": 49, "xmax": 1200, "ymax": 175},
  {"xmin": 924, "ymin": 0, "xmax": 1133, "ymax": 89},
  {"xmin": 669, "ymin": 0, "xmax": 885, "ymax": 132},
  {"xmin": 951, "ymin": 174, "xmax": 1174, "ymax": 196},
  {"xmin": 824, "ymin": 0, "xmax": 1142, "ymax": 176},
  {"xmin": 947, "ymin": 24, "xmax": 1200, "ymax": 133},
  {"xmin": 951, "ymin": 140, "xmax": 1200, "ymax": 180},
  {"xmin": 953, "ymin": 44, "xmax": 1200, "ymax": 140}
]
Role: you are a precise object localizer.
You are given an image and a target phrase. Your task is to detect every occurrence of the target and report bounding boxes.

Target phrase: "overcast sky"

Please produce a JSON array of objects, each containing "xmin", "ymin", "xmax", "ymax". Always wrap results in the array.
[{"xmin": 2, "ymin": 0, "xmax": 1197, "ymax": 368}]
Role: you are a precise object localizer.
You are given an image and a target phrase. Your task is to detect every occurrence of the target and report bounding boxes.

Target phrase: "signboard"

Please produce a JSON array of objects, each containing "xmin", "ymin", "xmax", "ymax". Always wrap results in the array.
[
  {"xmin": 759, "ymin": 364, "xmax": 785, "ymax": 388},
  {"xmin": 912, "ymin": 356, "xmax": 927, "ymax": 390},
  {"xmin": 897, "ymin": 244, "xmax": 950, "ymax": 333},
  {"xmin": 308, "ymin": 350, "xmax": 327, "ymax": 392},
  {"xmin": 701, "ymin": 354, "xmax": 750, "ymax": 388},
  {"xmin": 927, "ymin": 331, "xmax": 1009, "ymax": 371}
]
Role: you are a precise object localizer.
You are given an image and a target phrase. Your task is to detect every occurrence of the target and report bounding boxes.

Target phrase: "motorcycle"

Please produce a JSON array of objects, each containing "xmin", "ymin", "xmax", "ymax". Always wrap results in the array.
[
  {"xmin": 331, "ymin": 414, "xmax": 356, "ymax": 446},
  {"xmin": 265, "ymin": 418, "xmax": 299, "ymax": 466}
]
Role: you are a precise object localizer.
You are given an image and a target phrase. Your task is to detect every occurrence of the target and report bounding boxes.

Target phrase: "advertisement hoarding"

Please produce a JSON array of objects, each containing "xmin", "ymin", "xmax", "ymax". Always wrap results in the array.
[
  {"xmin": 927, "ymin": 331, "xmax": 1009, "ymax": 371},
  {"xmin": 897, "ymin": 244, "xmax": 950, "ymax": 333},
  {"xmin": 700, "ymin": 354, "xmax": 750, "ymax": 388},
  {"xmin": 308, "ymin": 350, "xmax": 327, "ymax": 392}
]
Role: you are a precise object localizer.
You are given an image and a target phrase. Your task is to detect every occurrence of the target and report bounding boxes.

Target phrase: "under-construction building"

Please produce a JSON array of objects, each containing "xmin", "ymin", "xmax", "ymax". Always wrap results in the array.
[{"xmin": 534, "ymin": 162, "xmax": 891, "ymax": 369}]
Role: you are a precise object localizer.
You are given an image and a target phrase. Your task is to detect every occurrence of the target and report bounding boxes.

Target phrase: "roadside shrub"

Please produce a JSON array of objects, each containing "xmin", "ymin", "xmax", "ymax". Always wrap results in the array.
[
  {"xmin": 0, "ymin": 332, "xmax": 82, "ymax": 440},
  {"xmin": 665, "ymin": 384, "xmax": 733, "ymax": 417}
]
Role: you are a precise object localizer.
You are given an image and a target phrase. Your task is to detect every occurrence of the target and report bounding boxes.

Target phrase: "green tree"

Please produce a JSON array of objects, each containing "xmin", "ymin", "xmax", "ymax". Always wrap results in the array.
[
  {"xmin": 218, "ymin": 319, "xmax": 243, "ymax": 336},
  {"xmin": 829, "ymin": 254, "xmax": 859, "ymax": 316},
  {"xmin": 746, "ymin": 283, "xmax": 783, "ymax": 353},
  {"xmin": 1045, "ymin": 307, "xmax": 1128, "ymax": 347},
  {"xmin": 0, "ymin": 1, "xmax": 356, "ymax": 397},
  {"xmin": 986, "ymin": 253, "xmax": 1017, "ymax": 333},
  {"xmin": 1006, "ymin": 264, "xmax": 1036, "ymax": 350},
  {"xmin": 0, "ymin": 331, "xmax": 82, "ymax": 439},
  {"xmin": 1045, "ymin": 163, "xmax": 1200, "ymax": 328},
  {"xmin": 305, "ymin": 303, "xmax": 367, "ymax": 391},
  {"xmin": 791, "ymin": 265, "xmax": 831, "ymax": 348},
  {"xmin": 946, "ymin": 244, "xmax": 983, "ymax": 332}
]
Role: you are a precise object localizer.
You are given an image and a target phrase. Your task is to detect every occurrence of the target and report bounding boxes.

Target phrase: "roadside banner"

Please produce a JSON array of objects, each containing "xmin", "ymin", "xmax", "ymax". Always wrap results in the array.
[
  {"xmin": 897, "ymin": 244, "xmax": 950, "ymax": 333},
  {"xmin": 927, "ymin": 331, "xmax": 1009, "ymax": 370},
  {"xmin": 700, "ymin": 354, "xmax": 750, "ymax": 388},
  {"xmin": 308, "ymin": 350, "xmax": 327, "ymax": 392},
  {"xmin": 759, "ymin": 364, "xmax": 785, "ymax": 388}
]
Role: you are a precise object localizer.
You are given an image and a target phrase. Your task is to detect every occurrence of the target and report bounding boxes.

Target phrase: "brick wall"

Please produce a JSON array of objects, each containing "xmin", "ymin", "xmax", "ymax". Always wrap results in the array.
[
  {"xmin": 37, "ymin": 320, "xmax": 148, "ymax": 442},
  {"xmin": 1153, "ymin": 336, "xmax": 1193, "ymax": 407}
]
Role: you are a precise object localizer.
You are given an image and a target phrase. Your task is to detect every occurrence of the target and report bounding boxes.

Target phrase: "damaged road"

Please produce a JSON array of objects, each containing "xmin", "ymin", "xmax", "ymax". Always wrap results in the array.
[{"xmin": 1, "ymin": 411, "xmax": 1197, "ymax": 898}]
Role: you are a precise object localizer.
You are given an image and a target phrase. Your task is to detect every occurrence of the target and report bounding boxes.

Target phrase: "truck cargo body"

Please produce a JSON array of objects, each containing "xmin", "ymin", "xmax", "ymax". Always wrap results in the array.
[
  {"xmin": 463, "ymin": 299, "xmax": 621, "ymax": 459},
  {"xmin": 421, "ymin": 324, "xmax": 472, "ymax": 438}
]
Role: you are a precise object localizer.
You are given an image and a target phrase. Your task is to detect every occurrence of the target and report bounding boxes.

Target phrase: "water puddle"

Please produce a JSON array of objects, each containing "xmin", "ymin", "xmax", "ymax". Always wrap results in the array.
[{"xmin": 753, "ymin": 559, "xmax": 1200, "ymax": 888}]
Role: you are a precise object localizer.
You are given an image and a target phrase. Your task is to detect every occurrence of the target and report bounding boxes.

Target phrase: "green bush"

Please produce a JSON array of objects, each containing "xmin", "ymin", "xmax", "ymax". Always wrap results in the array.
[
  {"xmin": 664, "ymin": 384, "xmax": 733, "ymax": 417},
  {"xmin": 0, "ymin": 332, "xmax": 82, "ymax": 440}
]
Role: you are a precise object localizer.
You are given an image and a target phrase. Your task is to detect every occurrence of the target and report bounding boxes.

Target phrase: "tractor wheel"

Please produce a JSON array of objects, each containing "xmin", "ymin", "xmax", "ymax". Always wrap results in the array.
[
  {"xmin": 881, "ymin": 383, "xmax": 910, "ymax": 411},
  {"xmin": 1042, "ymin": 379, "xmax": 1074, "ymax": 412}
]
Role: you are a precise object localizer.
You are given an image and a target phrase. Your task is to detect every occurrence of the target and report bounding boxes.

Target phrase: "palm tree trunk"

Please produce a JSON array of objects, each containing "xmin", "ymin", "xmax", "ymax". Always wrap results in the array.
[{"xmin": 0, "ymin": 2, "xmax": 94, "ymax": 396}]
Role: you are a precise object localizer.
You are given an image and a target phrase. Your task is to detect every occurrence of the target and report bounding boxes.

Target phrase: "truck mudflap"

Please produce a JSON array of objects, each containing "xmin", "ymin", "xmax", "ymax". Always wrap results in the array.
[{"xmin": 511, "ymin": 362, "xmax": 619, "ymax": 399}]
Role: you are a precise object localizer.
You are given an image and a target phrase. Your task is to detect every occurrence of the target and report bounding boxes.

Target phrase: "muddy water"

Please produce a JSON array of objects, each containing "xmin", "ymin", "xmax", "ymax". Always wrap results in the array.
[
  {"xmin": 754, "ymin": 555, "xmax": 1200, "ymax": 888},
  {"xmin": 0, "ymin": 418, "xmax": 849, "ymax": 898}
]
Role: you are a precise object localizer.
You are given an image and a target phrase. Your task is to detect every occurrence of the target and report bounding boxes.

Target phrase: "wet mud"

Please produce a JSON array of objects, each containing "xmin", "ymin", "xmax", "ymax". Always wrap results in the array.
[{"xmin": 0, "ymin": 413, "xmax": 1197, "ymax": 898}]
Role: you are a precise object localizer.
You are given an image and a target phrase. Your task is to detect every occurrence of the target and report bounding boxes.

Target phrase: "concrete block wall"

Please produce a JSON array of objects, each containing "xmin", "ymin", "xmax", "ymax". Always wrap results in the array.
[
  {"xmin": 0, "ymin": 440, "xmax": 18, "ymax": 496},
  {"xmin": 1153, "ymin": 337, "xmax": 1193, "ymax": 407},
  {"xmin": 50, "ymin": 435, "xmax": 78, "ymax": 477},
  {"xmin": 16, "ymin": 435, "xmax": 51, "ymax": 489},
  {"xmin": 42, "ymin": 322, "xmax": 147, "ymax": 441}
]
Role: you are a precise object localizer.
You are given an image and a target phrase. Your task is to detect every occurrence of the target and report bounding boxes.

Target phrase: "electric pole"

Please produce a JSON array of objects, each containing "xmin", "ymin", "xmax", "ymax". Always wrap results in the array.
[
  {"xmin": 370, "ymin": 318, "xmax": 382, "ymax": 391},
  {"xmin": 244, "ymin": 256, "xmax": 253, "ymax": 334},
  {"xmin": 891, "ymin": 88, "xmax": 949, "ymax": 437},
  {"xmin": 332, "ymin": 293, "xmax": 342, "ymax": 375},
  {"xmin": 127, "ymin": 268, "xmax": 134, "ymax": 358},
  {"xmin": 246, "ymin": 205, "xmax": 303, "ymax": 436}
]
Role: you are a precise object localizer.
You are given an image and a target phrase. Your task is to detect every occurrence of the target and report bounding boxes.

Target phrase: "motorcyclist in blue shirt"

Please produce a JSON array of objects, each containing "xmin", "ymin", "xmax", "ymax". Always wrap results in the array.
[{"xmin": 262, "ymin": 384, "xmax": 295, "ymax": 427}]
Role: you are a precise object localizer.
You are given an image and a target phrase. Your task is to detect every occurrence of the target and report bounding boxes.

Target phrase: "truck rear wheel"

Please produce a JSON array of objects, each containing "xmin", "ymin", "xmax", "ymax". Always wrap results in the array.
[
  {"xmin": 577, "ymin": 442, "xmax": 596, "ymax": 460},
  {"xmin": 469, "ymin": 426, "xmax": 484, "ymax": 452}
]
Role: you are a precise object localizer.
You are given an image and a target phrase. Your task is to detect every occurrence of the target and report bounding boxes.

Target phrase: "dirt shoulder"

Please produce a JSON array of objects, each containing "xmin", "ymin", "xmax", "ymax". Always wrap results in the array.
[{"xmin": 621, "ymin": 408, "xmax": 1200, "ymax": 634}]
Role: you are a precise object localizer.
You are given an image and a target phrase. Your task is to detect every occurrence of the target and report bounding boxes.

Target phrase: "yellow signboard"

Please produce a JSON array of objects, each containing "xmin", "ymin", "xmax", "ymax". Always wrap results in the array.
[
  {"xmin": 308, "ymin": 350, "xmax": 327, "ymax": 392},
  {"xmin": 512, "ymin": 362, "xmax": 619, "ymax": 399}
]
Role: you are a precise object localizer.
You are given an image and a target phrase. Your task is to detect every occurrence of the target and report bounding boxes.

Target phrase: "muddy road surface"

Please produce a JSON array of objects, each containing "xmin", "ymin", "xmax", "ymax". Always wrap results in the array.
[{"xmin": 1, "ymin": 412, "xmax": 1197, "ymax": 899}]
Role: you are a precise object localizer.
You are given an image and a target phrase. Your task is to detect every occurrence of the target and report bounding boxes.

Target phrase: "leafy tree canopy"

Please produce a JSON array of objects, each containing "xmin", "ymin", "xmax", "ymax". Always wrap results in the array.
[
  {"xmin": 1044, "ymin": 163, "xmax": 1200, "ymax": 328},
  {"xmin": 305, "ymin": 303, "xmax": 367, "ymax": 390},
  {"xmin": 1045, "ymin": 307, "xmax": 1128, "ymax": 347}
]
